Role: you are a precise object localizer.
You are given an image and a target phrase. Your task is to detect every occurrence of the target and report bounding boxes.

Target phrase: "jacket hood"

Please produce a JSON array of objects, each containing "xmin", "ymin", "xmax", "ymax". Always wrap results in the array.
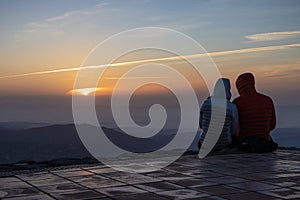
[
  {"xmin": 213, "ymin": 78, "xmax": 232, "ymax": 100},
  {"xmin": 236, "ymin": 73, "xmax": 255, "ymax": 94}
]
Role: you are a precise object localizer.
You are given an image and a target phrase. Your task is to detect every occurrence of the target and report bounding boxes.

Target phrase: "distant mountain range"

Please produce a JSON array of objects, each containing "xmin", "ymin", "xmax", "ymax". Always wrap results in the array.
[
  {"xmin": 0, "ymin": 124, "xmax": 89, "ymax": 164},
  {"xmin": 0, "ymin": 122, "xmax": 298, "ymax": 165},
  {"xmin": 0, "ymin": 121, "xmax": 49, "ymax": 131},
  {"xmin": 0, "ymin": 123, "xmax": 201, "ymax": 164}
]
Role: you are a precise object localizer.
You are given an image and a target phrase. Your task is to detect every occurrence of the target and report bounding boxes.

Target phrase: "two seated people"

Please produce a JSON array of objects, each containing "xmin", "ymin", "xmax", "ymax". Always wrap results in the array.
[{"xmin": 199, "ymin": 73, "xmax": 278, "ymax": 153}]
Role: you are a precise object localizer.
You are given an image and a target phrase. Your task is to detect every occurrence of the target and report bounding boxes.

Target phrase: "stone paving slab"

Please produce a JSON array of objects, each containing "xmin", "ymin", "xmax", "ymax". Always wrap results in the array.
[{"xmin": 0, "ymin": 149, "xmax": 299, "ymax": 199}]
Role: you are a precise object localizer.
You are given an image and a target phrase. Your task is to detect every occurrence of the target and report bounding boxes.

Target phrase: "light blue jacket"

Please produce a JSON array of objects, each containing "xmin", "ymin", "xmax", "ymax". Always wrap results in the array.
[{"xmin": 199, "ymin": 78, "xmax": 238, "ymax": 150}]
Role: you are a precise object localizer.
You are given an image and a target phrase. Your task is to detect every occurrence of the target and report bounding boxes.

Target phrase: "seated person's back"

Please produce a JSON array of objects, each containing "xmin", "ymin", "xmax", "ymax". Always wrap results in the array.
[
  {"xmin": 233, "ymin": 73, "xmax": 276, "ymax": 141},
  {"xmin": 199, "ymin": 78, "xmax": 238, "ymax": 151}
]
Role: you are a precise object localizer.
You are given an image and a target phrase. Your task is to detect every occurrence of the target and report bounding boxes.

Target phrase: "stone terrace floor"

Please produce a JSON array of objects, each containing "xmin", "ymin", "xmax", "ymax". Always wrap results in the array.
[{"xmin": 0, "ymin": 149, "xmax": 300, "ymax": 200}]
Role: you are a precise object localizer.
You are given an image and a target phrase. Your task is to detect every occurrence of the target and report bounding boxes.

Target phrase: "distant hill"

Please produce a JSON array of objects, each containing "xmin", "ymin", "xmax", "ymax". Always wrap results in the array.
[
  {"xmin": 0, "ymin": 121, "xmax": 49, "ymax": 131},
  {"xmin": 0, "ymin": 124, "xmax": 200, "ymax": 164},
  {"xmin": 0, "ymin": 124, "xmax": 90, "ymax": 164},
  {"xmin": 1, "ymin": 123, "xmax": 297, "ymax": 165}
]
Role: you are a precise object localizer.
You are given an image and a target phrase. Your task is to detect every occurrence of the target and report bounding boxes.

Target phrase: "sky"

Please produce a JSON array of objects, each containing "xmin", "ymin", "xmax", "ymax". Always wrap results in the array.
[{"xmin": 0, "ymin": 0, "xmax": 300, "ymax": 106}]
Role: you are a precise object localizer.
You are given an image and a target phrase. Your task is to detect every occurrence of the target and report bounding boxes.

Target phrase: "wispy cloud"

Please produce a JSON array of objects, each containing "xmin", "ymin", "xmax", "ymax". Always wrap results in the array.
[
  {"xmin": 245, "ymin": 30, "xmax": 300, "ymax": 43},
  {"xmin": 19, "ymin": 3, "xmax": 113, "ymax": 37},
  {"xmin": 45, "ymin": 3, "xmax": 110, "ymax": 22},
  {"xmin": 265, "ymin": 67, "xmax": 300, "ymax": 78},
  {"xmin": 1, "ymin": 43, "xmax": 299, "ymax": 79},
  {"xmin": 208, "ymin": 43, "xmax": 300, "ymax": 56},
  {"xmin": 145, "ymin": 14, "xmax": 211, "ymax": 32}
]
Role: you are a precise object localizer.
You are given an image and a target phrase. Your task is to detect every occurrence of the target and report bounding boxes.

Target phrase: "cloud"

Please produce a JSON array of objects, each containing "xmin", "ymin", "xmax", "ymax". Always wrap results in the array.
[
  {"xmin": 45, "ymin": 3, "xmax": 110, "ymax": 22},
  {"xmin": 19, "ymin": 2, "xmax": 113, "ymax": 37},
  {"xmin": 45, "ymin": 10, "xmax": 95, "ymax": 22},
  {"xmin": 1, "ymin": 43, "xmax": 299, "ymax": 79},
  {"xmin": 23, "ymin": 22, "xmax": 63, "ymax": 36},
  {"xmin": 260, "ymin": 64, "xmax": 300, "ymax": 79},
  {"xmin": 145, "ymin": 13, "xmax": 211, "ymax": 32},
  {"xmin": 245, "ymin": 30, "xmax": 300, "ymax": 42},
  {"xmin": 207, "ymin": 43, "xmax": 300, "ymax": 57}
]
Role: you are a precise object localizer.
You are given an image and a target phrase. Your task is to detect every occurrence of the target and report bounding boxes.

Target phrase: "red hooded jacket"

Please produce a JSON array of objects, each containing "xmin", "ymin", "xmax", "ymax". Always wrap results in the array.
[{"xmin": 233, "ymin": 73, "xmax": 276, "ymax": 141}]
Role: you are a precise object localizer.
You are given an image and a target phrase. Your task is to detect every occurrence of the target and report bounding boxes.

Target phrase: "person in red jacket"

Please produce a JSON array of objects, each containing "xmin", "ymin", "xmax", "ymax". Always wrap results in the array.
[{"xmin": 233, "ymin": 72, "xmax": 278, "ymax": 152}]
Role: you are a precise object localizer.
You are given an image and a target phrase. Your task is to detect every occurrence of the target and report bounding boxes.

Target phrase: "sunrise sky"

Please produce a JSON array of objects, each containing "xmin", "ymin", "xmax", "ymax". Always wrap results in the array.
[{"xmin": 0, "ymin": 0, "xmax": 300, "ymax": 106}]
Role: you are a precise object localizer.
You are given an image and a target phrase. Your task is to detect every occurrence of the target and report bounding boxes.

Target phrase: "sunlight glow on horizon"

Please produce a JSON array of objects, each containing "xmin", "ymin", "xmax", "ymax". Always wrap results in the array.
[{"xmin": 68, "ymin": 87, "xmax": 106, "ymax": 96}]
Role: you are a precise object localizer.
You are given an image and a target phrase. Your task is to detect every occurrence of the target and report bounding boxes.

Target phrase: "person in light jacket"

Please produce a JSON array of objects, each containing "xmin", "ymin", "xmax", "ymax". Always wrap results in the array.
[{"xmin": 199, "ymin": 78, "xmax": 238, "ymax": 151}]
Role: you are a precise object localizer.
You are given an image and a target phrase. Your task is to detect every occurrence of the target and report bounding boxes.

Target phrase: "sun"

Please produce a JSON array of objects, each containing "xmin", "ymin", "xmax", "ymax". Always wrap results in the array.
[{"xmin": 68, "ymin": 87, "xmax": 103, "ymax": 96}]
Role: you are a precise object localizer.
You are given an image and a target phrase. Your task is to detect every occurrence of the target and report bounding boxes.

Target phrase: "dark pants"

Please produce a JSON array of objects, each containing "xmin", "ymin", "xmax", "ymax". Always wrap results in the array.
[{"xmin": 238, "ymin": 136, "xmax": 278, "ymax": 153}]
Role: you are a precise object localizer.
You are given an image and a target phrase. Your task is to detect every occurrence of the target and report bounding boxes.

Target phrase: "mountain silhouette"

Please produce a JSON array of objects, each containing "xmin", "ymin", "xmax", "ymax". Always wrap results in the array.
[{"xmin": 0, "ymin": 124, "xmax": 195, "ymax": 164}]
